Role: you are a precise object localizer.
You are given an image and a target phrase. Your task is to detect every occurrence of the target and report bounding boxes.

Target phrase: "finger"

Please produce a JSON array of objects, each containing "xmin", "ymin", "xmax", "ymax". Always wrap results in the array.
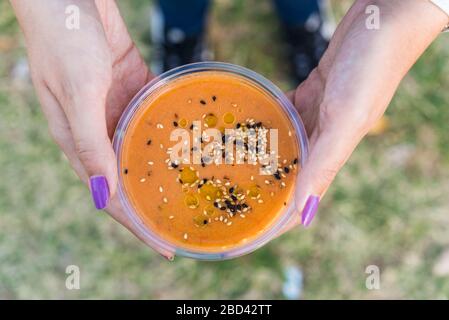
[
  {"xmin": 37, "ymin": 84, "xmax": 90, "ymax": 183},
  {"xmin": 64, "ymin": 86, "xmax": 117, "ymax": 210},
  {"xmin": 291, "ymin": 69, "xmax": 324, "ymax": 137},
  {"xmin": 293, "ymin": 114, "xmax": 365, "ymax": 229}
]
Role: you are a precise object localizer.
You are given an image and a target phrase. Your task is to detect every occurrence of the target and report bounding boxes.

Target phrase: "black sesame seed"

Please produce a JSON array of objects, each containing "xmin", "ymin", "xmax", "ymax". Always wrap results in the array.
[
  {"xmin": 171, "ymin": 162, "xmax": 179, "ymax": 169},
  {"xmin": 220, "ymin": 207, "xmax": 226, "ymax": 211},
  {"xmin": 146, "ymin": 139, "xmax": 152, "ymax": 145},
  {"xmin": 173, "ymin": 121, "xmax": 178, "ymax": 127},
  {"xmin": 189, "ymin": 124, "xmax": 194, "ymax": 130},
  {"xmin": 231, "ymin": 195, "xmax": 238, "ymax": 201},
  {"xmin": 256, "ymin": 122, "xmax": 262, "ymax": 127},
  {"xmin": 123, "ymin": 168, "xmax": 128, "ymax": 174},
  {"xmin": 229, "ymin": 187, "xmax": 234, "ymax": 194},
  {"xmin": 284, "ymin": 167, "xmax": 290, "ymax": 174},
  {"xmin": 274, "ymin": 172, "xmax": 281, "ymax": 180},
  {"xmin": 203, "ymin": 219, "xmax": 208, "ymax": 225},
  {"xmin": 236, "ymin": 204, "xmax": 242, "ymax": 211},
  {"xmin": 200, "ymin": 100, "xmax": 206, "ymax": 105},
  {"xmin": 213, "ymin": 201, "xmax": 219, "ymax": 208},
  {"xmin": 293, "ymin": 158, "xmax": 298, "ymax": 164},
  {"xmin": 201, "ymin": 163, "xmax": 206, "ymax": 168},
  {"xmin": 212, "ymin": 95, "xmax": 217, "ymax": 101},
  {"xmin": 236, "ymin": 123, "xmax": 241, "ymax": 129},
  {"xmin": 242, "ymin": 203, "xmax": 248, "ymax": 208}
]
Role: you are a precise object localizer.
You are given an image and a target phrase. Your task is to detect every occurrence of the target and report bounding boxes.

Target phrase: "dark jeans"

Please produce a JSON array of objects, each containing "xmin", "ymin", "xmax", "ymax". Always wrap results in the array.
[{"xmin": 158, "ymin": 0, "xmax": 321, "ymax": 36}]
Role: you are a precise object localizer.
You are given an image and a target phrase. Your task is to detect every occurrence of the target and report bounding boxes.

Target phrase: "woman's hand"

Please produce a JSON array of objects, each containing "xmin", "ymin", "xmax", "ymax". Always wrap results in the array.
[
  {"xmin": 287, "ymin": 0, "xmax": 448, "ymax": 229},
  {"xmin": 10, "ymin": 0, "xmax": 170, "ymax": 253}
]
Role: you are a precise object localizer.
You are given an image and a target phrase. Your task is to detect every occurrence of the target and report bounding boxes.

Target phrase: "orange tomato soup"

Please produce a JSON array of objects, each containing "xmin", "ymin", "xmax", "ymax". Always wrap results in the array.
[{"xmin": 120, "ymin": 71, "xmax": 300, "ymax": 252}]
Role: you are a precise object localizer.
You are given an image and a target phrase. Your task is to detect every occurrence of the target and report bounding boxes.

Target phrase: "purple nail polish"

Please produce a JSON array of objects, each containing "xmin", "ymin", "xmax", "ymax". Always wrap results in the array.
[
  {"xmin": 301, "ymin": 195, "xmax": 320, "ymax": 227},
  {"xmin": 89, "ymin": 175, "xmax": 110, "ymax": 210}
]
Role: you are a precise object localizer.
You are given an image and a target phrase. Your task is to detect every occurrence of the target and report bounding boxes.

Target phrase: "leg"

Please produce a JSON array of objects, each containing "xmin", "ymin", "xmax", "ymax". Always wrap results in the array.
[
  {"xmin": 158, "ymin": 0, "xmax": 210, "ymax": 37},
  {"xmin": 151, "ymin": 0, "xmax": 211, "ymax": 73},
  {"xmin": 273, "ymin": 0, "xmax": 320, "ymax": 27},
  {"xmin": 273, "ymin": 0, "xmax": 329, "ymax": 85}
]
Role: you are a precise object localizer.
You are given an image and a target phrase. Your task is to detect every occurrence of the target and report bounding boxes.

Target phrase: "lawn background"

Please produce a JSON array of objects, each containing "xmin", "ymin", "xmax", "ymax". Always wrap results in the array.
[{"xmin": 1, "ymin": 0, "xmax": 449, "ymax": 299}]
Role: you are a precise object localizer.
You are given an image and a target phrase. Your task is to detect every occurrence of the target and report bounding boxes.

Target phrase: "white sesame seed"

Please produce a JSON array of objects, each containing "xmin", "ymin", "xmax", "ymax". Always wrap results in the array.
[
  {"xmin": 227, "ymin": 222, "xmax": 232, "ymax": 226},
  {"xmin": 169, "ymin": 215, "xmax": 174, "ymax": 219},
  {"xmin": 140, "ymin": 178, "xmax": 146, "ymax": 182},
  {"xmin": 184, "ymin": 233, "xmax": 188, "ymax": 240},
  {"xmin": 159, "ymin": 186, "xmax": 163, "ymax": 193},
  {"xmin": 148, "ymin": 161, "xmax": 154, "ymax": 165},
  {"xmin": 163, "ymin": 197, "xmax": 168, "ymax": 203},
  {"xmin": 156, "ymin": 123, "xmax": 164, "ymax": 129}
]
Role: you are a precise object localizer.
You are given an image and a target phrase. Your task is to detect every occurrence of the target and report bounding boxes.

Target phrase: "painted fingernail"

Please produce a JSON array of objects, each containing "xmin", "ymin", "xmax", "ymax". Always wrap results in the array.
[
  {"xmin": 301, "ymin": 195, "xmax": 320, "ymax": 227},
  {"xmin": 89, "ymin": 175, "xmax": 110, "ymax": 210}
]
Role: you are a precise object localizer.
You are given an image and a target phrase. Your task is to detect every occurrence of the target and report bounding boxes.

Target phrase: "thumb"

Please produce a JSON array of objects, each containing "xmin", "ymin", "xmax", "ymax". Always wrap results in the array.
[
  {"xmin": 295, "ymin": 121, "xmax": 362, "ymax": 228},
  {"xmin": 66, "ymin": 90, "xmax": 117, "ymax": 210}
]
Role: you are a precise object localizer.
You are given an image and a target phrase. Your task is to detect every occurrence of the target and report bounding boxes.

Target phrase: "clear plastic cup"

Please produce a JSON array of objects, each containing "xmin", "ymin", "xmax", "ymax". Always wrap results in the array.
[{"xmin": 113, "ymin": 62, "xmax": 309, "ymax": 260}]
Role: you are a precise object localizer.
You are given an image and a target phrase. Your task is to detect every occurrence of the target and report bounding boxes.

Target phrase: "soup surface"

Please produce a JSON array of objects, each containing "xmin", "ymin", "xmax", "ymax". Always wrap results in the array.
[{"xmin": 120, "ymin": 71, "xmax": 300, "ymax": 252}]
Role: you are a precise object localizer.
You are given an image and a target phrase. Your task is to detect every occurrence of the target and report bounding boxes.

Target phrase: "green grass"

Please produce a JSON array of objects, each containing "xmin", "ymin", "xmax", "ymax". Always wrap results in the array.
[{"xmin": 1, "ymin": 0, "xmax": 449, "ymax": 299}]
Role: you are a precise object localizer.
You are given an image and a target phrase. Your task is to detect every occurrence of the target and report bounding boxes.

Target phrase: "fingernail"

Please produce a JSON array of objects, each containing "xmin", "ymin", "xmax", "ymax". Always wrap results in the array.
[
  {"xmin": 89, "ymin": 175, "xmax": 110, "ymax": 210},
  {"xmin": 301, "ymin": 195, "xmax": 320, "ymax": 227},
  {"xmin": 160, "ymin": 253, "xmax": 175, "ymax": 262}
]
